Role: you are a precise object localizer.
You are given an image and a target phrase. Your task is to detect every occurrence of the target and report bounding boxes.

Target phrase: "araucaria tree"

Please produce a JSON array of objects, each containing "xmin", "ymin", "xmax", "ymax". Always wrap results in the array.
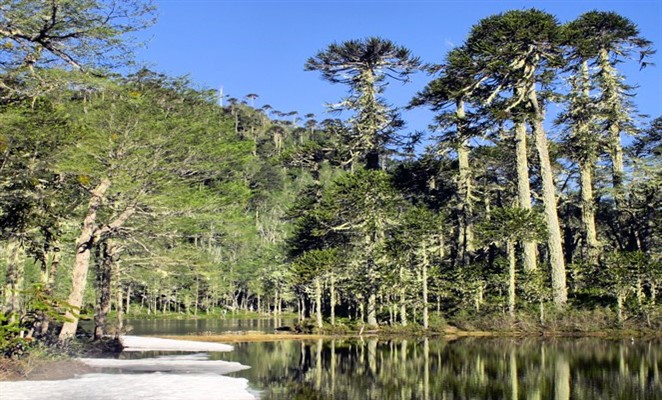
[
  {"xmin": 305, "ymin": 37, "xmax": 421, "ymax": 170},
  {"xmin": 568, "ymin": 12, "xmax": 653, "ymax": 200},
  {"xmin": 1, "ymin": 5, "xmax": 660, "ymax": 350},
  {"xmin": 464, "ymin": 9, "xmax": 569, "ymax": 306}
]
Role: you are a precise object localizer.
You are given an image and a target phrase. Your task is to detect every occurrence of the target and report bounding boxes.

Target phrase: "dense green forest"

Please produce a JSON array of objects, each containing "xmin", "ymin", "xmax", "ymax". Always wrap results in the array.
[{"xmin": 1, "ymin": 1, "xmax": 660, "ymax": 351}]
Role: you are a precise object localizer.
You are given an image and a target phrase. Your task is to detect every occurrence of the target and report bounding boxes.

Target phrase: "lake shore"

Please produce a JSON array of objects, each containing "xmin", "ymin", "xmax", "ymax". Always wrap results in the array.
[
  {"xmin": 157, "ymin": 325, "xmax": 662, "ymax": 344},
  {"xmin": 2, "ymin": 323, "xmax": 660, "ymax": 382}
]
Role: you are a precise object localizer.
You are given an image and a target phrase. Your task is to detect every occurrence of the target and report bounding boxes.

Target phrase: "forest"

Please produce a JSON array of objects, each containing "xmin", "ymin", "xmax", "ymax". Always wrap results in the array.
[{"xmin": 0, "ymin": 1, "xmax": 660, "ymax": 354}]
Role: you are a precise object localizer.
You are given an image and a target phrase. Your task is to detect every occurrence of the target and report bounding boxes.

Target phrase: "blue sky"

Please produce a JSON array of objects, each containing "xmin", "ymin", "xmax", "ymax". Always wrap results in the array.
[{"xmin": 136, "ymin": 0, "xmax": 662, "ymax": 135}]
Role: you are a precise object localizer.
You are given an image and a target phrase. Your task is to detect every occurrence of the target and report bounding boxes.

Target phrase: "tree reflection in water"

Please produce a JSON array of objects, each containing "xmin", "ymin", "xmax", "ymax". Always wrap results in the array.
[{"xmin": 214, "ymin": 337, "xmax": 661, "ymax": 399}]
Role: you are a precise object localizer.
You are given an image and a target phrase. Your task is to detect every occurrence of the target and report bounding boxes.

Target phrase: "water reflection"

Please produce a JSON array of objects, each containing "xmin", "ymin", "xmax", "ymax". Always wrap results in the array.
[
  {"xmin": 121, "ymin": 317, "xmax": 295, "ymax": 336},
  {"xmin": 214, "ymin": 337, "xmax": 661, "ymax": 400}
]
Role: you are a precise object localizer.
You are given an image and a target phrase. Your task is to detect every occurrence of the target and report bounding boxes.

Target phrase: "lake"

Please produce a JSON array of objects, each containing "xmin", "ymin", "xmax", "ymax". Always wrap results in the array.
[
  {"xmin": 3, "ymin": 319, "xmax": 661, "ymax": 399},
  {"xmin": 123, "ymin": 319, "xmax": 662, "ymax": 399},
  {"xmin": 123, "ymin": 316, "xmax": 295, "ymax": 336}
]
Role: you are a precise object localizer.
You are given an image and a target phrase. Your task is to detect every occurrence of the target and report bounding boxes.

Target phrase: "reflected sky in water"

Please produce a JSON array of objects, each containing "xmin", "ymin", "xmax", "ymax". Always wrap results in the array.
[
  {"xmin": 215, "ymin": 337, "xmax": 661, "ymax": 400},
  {"xmin": 114, "ymin": 320, "xmax": 662, "ymax": 399}
]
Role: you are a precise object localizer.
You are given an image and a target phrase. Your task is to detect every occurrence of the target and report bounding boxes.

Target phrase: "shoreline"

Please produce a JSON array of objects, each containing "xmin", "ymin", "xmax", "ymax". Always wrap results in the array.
[
  {"xmin": 157, "ymin": 327, "xmax": 662, "ymax": 343},
  {"xmin": 2, "ymin": 328, "xmax": 660, "ymax": 382}
]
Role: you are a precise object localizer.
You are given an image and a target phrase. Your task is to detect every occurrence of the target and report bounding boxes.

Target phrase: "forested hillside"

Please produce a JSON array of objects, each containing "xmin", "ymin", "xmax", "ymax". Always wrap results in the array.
[{"xmin": 1, "ymin": 1, "xmax": 660, "ymax": 350}]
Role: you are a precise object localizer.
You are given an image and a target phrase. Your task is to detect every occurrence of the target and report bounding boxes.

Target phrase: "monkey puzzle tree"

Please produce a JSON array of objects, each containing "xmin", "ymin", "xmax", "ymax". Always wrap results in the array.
[
  {"xmin": 411, "ymin": 46, "xmax": 492, "ymax": 268},
  {"xmin": 477, "ymin": 207, "xmax": 546, "ymax": 317},
  {"xmin": 561, "ymin": 12, "xmax": 654, "ymax": 261},
  {"xmin": 465, "ymin": 9, "xmax": 568, "ymax": 305},
  {"xmin": 385, "ymin": 205, "xmax": 444, "ymax": 328},
  {"xmin": 557, "ymin": 23, "xmax": 602, "ymax": 265},
  {"xmin": 309, "ymin": 170, "xmax": 403, "ymax": 326},
  {"xmin": 305, "ymin": 37, "xmax": 420, "ymax": 170},
  {"xmin": 566, "ymin": 12, "xmax": 654, "ymax": 203}
]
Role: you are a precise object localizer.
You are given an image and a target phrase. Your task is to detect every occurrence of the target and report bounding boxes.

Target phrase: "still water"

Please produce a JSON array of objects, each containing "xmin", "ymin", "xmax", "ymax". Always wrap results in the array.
[
  {"xmin": 124, "ymin": 320, "xmax": 662, "ymax": 399},
  {"xmin": 123, "ymin": 317, "xmax": 296, "ymax": 335}
]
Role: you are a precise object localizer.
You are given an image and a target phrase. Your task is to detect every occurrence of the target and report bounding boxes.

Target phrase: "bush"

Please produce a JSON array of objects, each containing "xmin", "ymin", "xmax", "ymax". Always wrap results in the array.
[
  {"xmin": 0, "ymin": 314, "xmax": 34, "ymax": 358},
  {"xmin": 0, "ymin": 284, "xmax": 75, "ymax": 358}
]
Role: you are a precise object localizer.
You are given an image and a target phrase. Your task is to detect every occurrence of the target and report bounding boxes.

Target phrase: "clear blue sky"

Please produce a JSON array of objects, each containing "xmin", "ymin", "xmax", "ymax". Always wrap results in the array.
[{"xmin": 136, "ymin": 0, "xmax": 662, "ymax": 135}]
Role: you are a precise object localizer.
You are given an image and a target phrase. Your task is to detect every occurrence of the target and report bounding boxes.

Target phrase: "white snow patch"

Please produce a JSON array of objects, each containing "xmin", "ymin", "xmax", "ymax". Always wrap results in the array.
[
  {"xmin": 0, "ymin": 337, "xmax": 255, "ymax": 399},
  {"xmin": 0, "ymin": 373, "xmax": 256, "ymax": 400},
  {"xmin": 80, "ymin": 353, "xmax": 249, "ymax": 374},
  {"xmin": 121, "ymin": 335, "xmax": 234, "ymax": 352}
]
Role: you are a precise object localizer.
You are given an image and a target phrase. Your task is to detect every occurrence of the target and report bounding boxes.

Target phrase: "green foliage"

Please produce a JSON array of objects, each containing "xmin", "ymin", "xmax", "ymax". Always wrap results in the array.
[
  {"xmin": 563, "ymin": 11, "xmax": 654, "ymax": 63},
  {"xmin": 0, "ymin": 7, "xmax": 659, "ymax": 341},
  {"xmin": 291, "ymin": 249, "xmax": 339, "ymax": 284},
  {"xmin": 0, "ymin": 0, "xmax": 156, "ymax": 103},
  {"xmin": 1, "ymin": 284, "xmax": 73, "ymax": 357},
  {"xmin": 305, "ymin": 37, "xmax": 421, "ymax": 169},
  {"xmin": 0, "ymin": 312, "xmax": 28, "ymax": 358},
  {"xmin": 476, "ymin": 207, "xmax": 547, "ymax": 246}
]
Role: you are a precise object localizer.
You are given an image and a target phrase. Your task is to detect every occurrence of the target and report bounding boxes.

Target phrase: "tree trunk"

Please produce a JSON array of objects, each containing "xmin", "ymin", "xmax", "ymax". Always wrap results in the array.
[
  {"xmin": 367, "ymin": 292, "xmax": 377, "ymax": 327},
  {"xmin": 3, "ymin": 236, "xmax": 24, "ymax": 319},
  {"xmin": 576, "ymin": 60, "xmax": 600, "ymax": 264},
  {"xmin": 422, "ymin": 242, "xmax": 429, "ymax": 329},
  {"xmin": 580, "ymin": 160, "xmax": 600, "ymax": 264},
  {"xmin": 651, "ymin": 282, "xmax": 657, "ymax": 306},
  {"xmin": 115, "ymin": 282, "xmax": 124, "ymax": 338},
  {"xmin": 530, "ymin": 91, "xmax": 567, "ymax": 306},
  {"xmin": 507, "ymin": 240, "xmax": 516, "ymax": 317},
  {"xmin": 617, "ymin": 293, "xmax": 625, "ymax": 323},
  {"xmin": 125, "ymin": 283, "xmax": 131, "ymax": 315},
  {"xmin": 361, "ymin": 68, "xmax": 382, "ymax": 171},
  {"xmin": 330, "ymin": 275, "xmax": 336, "ymax": 326},
  {"xmin": 515, "ymin": 120, "xmax": 537, "ymax": 272},
  {"xmin": 59, "ymin": 179, "xmax": 111, "ymax": 341},
  {"xmin": 315, "ymin": 277, "xmax": 323, "ymax": 329},
  {"xmin": 193, "ymin": 277, "xmax": 199, "ymax": 317},
  {"xmin": 399, "ymin": 267, "xmax": 407, "ymax": 326},
  {"xmin": 598, "ymin": 48, "xmax": 625, "ymax": 202},
  {"xmin": 39, "ymin": 242, "xmax": 62, "ymax": 336},
  {"xmin": 46, "ymin": 242, "xmax": 61, "ymax": 294},
  {"xmin": 456, "ymin": 99, "xmax": 474, "ymax": 265},
  {"xmin": 93, "ymin": 240, "xmax": 113, "ymax": 340}
]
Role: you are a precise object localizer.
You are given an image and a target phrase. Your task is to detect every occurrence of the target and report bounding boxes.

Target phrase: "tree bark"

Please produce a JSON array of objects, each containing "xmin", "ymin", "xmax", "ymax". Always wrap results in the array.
[
  {"xmin": 576, "ymin": 60, "xmax": 600, "ymax": 264},
  {"xmin": 530, "ymin": 92, "xmax": 567, "ymax": 306},
  {"xmin": 330, "ymin": 274, "xmax": 336, "ymax": 326},
  {"xmin": 115, "ymin": 279, "xmax": 124, "ymax": 338},
  {"xmin": 314, "ymin": 276, "xmax": 323, "ymax": 329},
  {"xmin": 515, "ymin": 120, "xmax": 537, "ymax": 272},
  {"xmin": 598, "ymin": 48, "xmax": 625, "ymax": 202},
  {"xmin": 399, "ymin": 267, "xmax": 407, "ymax": 326},
  {"xmin": 456, "ymin": 99, "xmax": 474, "ymax": 265},
  {"xmin": 3, "ymin": 236, "xmax": 24, "ymax": 319},
  {"xmin": 59, "ymin": 179, "xmax": 111, "ymax": 341},
  {"xmin": 367, "ymin": 292, "xmax": 378, "ymax": 327},
  {"xmin": 580, "ymin": 160, "xmax": 600, "ymax": 263},
  {"xmin": 93, "ymin": 240, "xmax": 114, "ymax": 340},
  {"xmin": 39, "ymin": 242, "xmax": 61, "ymax": 336},
  {"xmin": 507, "ymin": 240, "xmax": 516, "ymax": 317},
  {"xmin": 422, "ymin": 242, "xmax": 429, "ymax": 329}
]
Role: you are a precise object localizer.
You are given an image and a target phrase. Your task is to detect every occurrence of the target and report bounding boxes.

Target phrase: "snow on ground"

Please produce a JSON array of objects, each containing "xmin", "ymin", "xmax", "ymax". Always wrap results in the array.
[
  {"xmin": 121, "ymin": 335, "xmax": 234, "ymax": 352},
  {"xmin": 0, "ymin": 336, "xmax": 256, "ymax": 400},
  {"xmin": 0, "ymin": 373, "xmax": 256, "ymax": 400},
  {"xmin": 80, "ymin": 353, "xmax": 249, "ymax": 374}
]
